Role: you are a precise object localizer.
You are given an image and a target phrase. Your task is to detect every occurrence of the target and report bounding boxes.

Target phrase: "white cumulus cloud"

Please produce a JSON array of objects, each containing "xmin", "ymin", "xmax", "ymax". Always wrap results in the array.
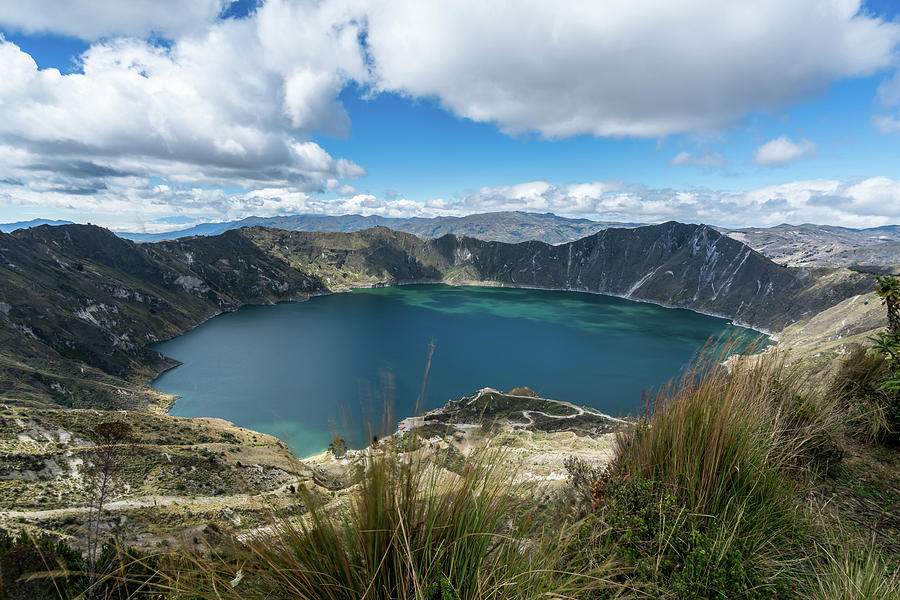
[
  {"xmin": 0, "ymin": 0, "xmax": 231, "ymax": 40},
  {"xmin": 449, "ymin": 177, "xmax": 900, "ymax": 229},
  {"xmin": 0, "ymin": 0, "xmax": 369, "ymax": 197},
  {"xmin": 1, "ymin": 0, "xmax": 900, "ymax": 228},
  {"xmin": 670, "ymin": 151, "xmax": 728, "ymax": 167},
  {"xmin": 7, "ymin": 174, "xmax": 900, "ymax": 231},
  {"xmin": 363, "ymin": 0, "xmax": 899, "ymax": 138},
  {"xmin": 754, "ymin": 136, "xmax": 817, "ymax": 166}
]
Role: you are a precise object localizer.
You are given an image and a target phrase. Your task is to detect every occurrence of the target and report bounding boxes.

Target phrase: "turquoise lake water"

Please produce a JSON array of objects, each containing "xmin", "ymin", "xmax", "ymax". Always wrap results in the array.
[{"xmin": 151, "ymin": 285, "xmax": 762, "ymax": 456}]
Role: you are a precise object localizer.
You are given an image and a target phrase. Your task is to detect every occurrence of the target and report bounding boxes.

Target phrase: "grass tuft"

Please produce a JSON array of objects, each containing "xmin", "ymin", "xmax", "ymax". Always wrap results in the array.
[
  {"xmin": 614, "ymin": 345, "xmax": 823, "ymax": 521},
  {"xmin": 829, "ymin": 347, "xmax": 892, "ymax": 443},
  {"xmin": 804, "ymin": 542, "xmax": 899, "ymax": 600},
  {"xmin": 150, "ymin": 442, "xmax": 619, "ymax": 600}
]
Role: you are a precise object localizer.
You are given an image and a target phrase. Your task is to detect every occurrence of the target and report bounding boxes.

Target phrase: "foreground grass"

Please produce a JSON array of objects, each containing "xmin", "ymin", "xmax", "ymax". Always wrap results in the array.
[
  {"xmin": 565, "ymin": 344, "xmax": 898, "ymax": 598},
  {"xmin": 146, "ymin": 445, "xmax": 621, "ymax": 600},
  {"xmin": 6, "ymin": 345, "xmax": 899, "ymax": 599},
  {"xmin": 802, "ymin": 541, "xmax": 898, "ymax": 600}
]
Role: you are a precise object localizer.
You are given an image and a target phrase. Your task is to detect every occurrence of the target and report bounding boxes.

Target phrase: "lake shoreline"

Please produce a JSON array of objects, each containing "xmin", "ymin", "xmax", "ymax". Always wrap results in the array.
[
  {"xmin": 307, "ymin": 278, "xmax": 779, "ymax": 340},
  {"xmin": 153, "ymin": 283, "xmax": 770, "ymax": 458},
  {"xmin": 156, "ymin": 277, "xmax": 777, "ymax": 422}
]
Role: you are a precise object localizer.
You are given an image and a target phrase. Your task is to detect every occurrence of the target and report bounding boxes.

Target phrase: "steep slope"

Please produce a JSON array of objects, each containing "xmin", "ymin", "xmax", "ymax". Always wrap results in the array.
[
  {"xmin": 0, "ymin": 221, "xmax": 875, "ymax": 409},
  {"xmin": 118, "ymin": 211, "xmax": 637, "ymax": 245},
  {"xmin": 0, "ymin": 225, "xmax": 325, "ymax": 408},
  {"xmin": 245, "ymin": 222, "xmax": 872, "ymax": 331}
]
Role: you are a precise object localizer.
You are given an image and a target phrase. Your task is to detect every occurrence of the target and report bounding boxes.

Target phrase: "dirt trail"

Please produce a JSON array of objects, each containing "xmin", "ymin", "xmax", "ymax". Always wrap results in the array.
[
  {"xmin": 0, "ymin": 493, "xmax": 249, "ymax": 520},
  {"xmin": 0, "ymin": 478, "xmax": 305, "ymax": 521},
  {"xmin": 462, "ymin": 388, "xmax": 630, "ymax": 428}
]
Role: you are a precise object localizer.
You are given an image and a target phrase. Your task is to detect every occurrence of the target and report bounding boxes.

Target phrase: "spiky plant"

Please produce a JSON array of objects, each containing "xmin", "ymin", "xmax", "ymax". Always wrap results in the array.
[{"xmin": 875, "ymin": 275, "xmax": 900, "ymax": 336}]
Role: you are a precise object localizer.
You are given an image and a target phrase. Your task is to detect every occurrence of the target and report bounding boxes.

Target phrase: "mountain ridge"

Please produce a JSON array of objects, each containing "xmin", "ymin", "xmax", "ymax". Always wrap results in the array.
[
  {"xmin": 722, "ymin": 222, "xmax": 900, "ymax": 266},
  {"xmin": 243, "ymin": 221, "xmax": 864, "ymax": 331},
  {"xmin": 0, "ymin": 218, "xmax": 74, "ymax": 232},
  {"xmin": 115, "ymin": 211, "xmax": 640, "ymax": 244},
  {"xmin": 11, "ymin": 211, "xmax": 900, "ymax": 267},
  {"xmin": 0, "ymin": 220, "xmax": 874, "ymax": 410}
]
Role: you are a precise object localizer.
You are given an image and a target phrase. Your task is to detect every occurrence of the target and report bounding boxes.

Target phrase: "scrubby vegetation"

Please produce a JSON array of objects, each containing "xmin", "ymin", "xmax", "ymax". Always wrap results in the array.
[
  {"xmin": 862, "ymin": 274, "xmax": 900, "ymax": 442},
  {"xmin": 0, "ymin": 529, "xmax": 159, "ymax": 600},
  {"xmin": 562, "ymin": 344, "xmax": 900, "ymax": 598},
  {"xmin": 6, "ymin": 281, "xmax": 900, "ymax": 598}
]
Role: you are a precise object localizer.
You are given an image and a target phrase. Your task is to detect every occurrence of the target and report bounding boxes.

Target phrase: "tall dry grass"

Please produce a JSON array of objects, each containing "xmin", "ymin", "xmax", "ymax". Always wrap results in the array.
[
  {"xmin": 148, "ymin": 442, "xmax": 620, "ymax": 600},
  {"xmin": 803, "ymin": 541, "xmax": 899, "ymax": 600},
  {"xmin": 610, "ymin": 344, "xmax": 846, "ymax": 559},
  {"xmin": 828, "ymin": 347, "xmax": 893, "ymax": 443}
]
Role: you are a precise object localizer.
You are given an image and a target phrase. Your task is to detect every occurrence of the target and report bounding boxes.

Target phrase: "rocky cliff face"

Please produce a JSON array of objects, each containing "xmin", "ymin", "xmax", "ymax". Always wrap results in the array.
[
  {"xmin": 445, "ymin": 222, "xmax": 845, "ymax": 329},
  {"xmin": 0, "ymin": 221, "xmax": 874, "ymax": 408},
  {"xmin": 244, "ymin": 221, "xmax": 871, "ymax": 331}
]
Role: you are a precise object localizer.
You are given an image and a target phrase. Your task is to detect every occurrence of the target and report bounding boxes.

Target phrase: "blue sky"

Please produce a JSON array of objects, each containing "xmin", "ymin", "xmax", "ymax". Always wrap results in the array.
[
  {"xmin": 329, "ymin": 76, "xmax": 899, "ymax": 198},
  {"xmin": 2, "ymin": 1, "xmax": 900, "ymax": 230}
]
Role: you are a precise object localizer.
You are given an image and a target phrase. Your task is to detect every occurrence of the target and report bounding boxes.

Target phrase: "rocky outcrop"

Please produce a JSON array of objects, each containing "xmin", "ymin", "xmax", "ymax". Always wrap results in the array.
[{"xmin": 419, "ymin": 387, "xmax": 622, "ymax": 437}]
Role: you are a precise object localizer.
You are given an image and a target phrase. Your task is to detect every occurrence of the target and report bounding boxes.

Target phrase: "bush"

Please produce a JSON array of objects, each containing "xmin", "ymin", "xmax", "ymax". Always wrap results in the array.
[
  {"xmin": 327, "ymin": 435, "xmax": 347, "ymax": 458},
  {"xmin": 575, "ymin": 474, "xmax": 772, "ymax": 599},
  {"xmin": 566, "ymin": 345, "xmax": 855, "ymax": 596},
  {"xmin": 0, "ymin": 529, "xmax": 158, "ymax": 600},
  {"xmin": 0, "ymin": 529, "xmax": 83, "ymax": 600},
  {"xmin": 868, "ymin": 274, "xmax": 900, "ymax": 444}
]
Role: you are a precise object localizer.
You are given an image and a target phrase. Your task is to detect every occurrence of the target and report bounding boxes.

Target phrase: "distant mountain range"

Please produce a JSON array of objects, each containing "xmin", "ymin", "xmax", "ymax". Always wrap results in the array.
[
  {"xmin": 6, "ymin": 212, "xmax": 900, "ymax": 268},
  {"xmin": 828, "ymin": 240, "xmax": 900, "ymax": 268},
  {"xmin": 721, "ymin": 223, "xmax": 900, "ymax": 267},
  {"xmin": 115, "ymin": 212, "xmax": 641, "ymax": 245},
  {"xmin": 0, "ymin": 218, "xmax": 73, "ymax": 232}
]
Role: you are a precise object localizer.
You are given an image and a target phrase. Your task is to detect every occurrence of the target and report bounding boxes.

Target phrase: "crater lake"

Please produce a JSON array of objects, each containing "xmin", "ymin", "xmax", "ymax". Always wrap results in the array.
[{"xmin": 151, "ymin": 284, "xmax": 764, "ymax": 456}]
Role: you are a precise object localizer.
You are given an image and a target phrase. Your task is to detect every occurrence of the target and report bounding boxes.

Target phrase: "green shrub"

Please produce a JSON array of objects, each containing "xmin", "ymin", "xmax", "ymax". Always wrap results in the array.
[
  {"xmin": 0, "ymin": 529, "xmax": 85, "ymax": 599},
  {"xmin": 0, "ymin": 529, "xmax": 159, "ymax": 600},
  {"xmin": 868, "ymin": 274, "xmax": 900, "ymax": 444},
  {"xmin": 328, "ymin": 435, "xmax": 347, "ymax": 458},
  {"xmin": 571, "ymin": 473, "xmax": 780, "ymax": 599},
  {"xmin": 571, "ymin": 345, "xmax": 855, "ymax": 596}
]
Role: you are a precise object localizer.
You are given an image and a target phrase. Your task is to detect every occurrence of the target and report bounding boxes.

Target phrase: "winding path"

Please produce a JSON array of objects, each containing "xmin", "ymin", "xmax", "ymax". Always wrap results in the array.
[{"xmin": 461, "ymin": 388, "xmax": 630, "ymax": 429}]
